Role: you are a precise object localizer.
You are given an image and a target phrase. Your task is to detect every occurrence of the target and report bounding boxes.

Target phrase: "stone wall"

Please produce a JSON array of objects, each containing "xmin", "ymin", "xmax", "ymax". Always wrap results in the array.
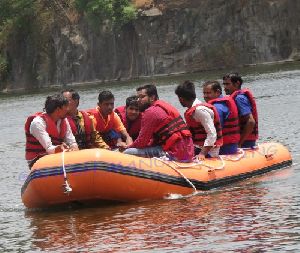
[{"xmin": 4, "ymin": 0, "xmax": 300, "ymax": 90}]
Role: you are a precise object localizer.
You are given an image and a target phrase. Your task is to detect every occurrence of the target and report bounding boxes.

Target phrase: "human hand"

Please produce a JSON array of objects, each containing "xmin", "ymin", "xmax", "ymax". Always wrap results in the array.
[
  {"xmin": 196, "ymin": 153, "xmax": 206, "ymax": 161},
  {"xmin": 55, "ymin": 143, "xmax": 69, "ymax": 153}
]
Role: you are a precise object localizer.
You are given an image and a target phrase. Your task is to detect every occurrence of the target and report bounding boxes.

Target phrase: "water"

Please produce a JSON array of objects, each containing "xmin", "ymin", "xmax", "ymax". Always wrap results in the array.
[{"xmin": 1, "ymin": 62, "xmax": 300, "ymax": 252}]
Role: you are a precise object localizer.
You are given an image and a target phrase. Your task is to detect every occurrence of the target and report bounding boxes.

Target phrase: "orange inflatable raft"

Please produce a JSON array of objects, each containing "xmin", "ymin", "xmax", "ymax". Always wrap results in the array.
[{"xmin": 21, "ymin": 142, "xmax": 292, "ymax": 208}]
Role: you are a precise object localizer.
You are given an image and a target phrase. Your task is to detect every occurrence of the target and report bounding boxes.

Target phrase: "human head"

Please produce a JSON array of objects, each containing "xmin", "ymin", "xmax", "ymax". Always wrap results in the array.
[
  {"xmin": 136, "ymin": 84, "xmax": 159, "ymax": 112},
  {"xmin": 125, "ymin": 95, "xmax": 140, "ymax": 121},
  {"xmin": 175, "ymin": 80, "xmax": 196, "ymax": 108},
  {"xmin": 44, "ymin": 94, "xmax": 69, "ymax": 119},
  {"xmin": 202, "ymin": 80, "xmax": 222, "ymax": 102},
  {"xmin": 62, "ymin": 89, "xmax": 80, "ymax": 116},
  {"xmin": 98, "ymin": 90, "xmax": 115, "ymax": 116},
  {"xmin": 222, "ymin": 72, "xmax": 243, "ymax": 95}
]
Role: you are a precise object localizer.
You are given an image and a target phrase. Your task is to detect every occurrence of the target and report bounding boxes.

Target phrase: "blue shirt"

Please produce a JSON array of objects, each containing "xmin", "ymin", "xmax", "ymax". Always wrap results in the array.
[
  {"xmin": 235, "ymin": 94, "xmax": 252, "ymax": 116},
  {"xmin": 213, "ymin": 95, "xmax": 230, "ymax": 128},
  {"xmin": 235, "ymin": 94, "xmax": 256, "ymax": 148}
]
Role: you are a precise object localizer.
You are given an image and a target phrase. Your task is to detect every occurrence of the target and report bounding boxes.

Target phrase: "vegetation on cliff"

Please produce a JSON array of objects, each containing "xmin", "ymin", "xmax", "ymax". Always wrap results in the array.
[{"xmin": 0, "ymin": 0, "xmax": 136, "ymax": 88}]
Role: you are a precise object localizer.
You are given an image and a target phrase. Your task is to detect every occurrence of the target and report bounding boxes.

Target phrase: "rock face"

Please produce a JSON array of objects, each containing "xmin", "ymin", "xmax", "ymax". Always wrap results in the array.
[{"xmin": 4, "ymin": 0, "xmax": 300, "ymax": 90}]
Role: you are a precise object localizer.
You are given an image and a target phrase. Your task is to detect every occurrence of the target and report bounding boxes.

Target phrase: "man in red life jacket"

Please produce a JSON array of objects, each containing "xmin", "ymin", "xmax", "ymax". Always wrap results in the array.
[
  {"xmin": 87, "ymin": 90, "xmax": 133, "ymax": 149},
  {"xmin": 124, "ymin": 84, "xmax": 194, "ymax": 162},
  {"xmin": 202, "ymin": 81, "xmax": 240, "ymax": 155},
  {"xmin": 62, "ymin": 89, "xmax": 109, "ymax": 150},
  {"xmin": 222, "ymin": 73, "xmax": 258, "ymax": 148},
  {"xmin": 115, "ymin": 95, "xmax": 142, "ymax": 141},
  {"xmin": 175, "ymin": 81, "xmax": 223, "ymax": 160},
  {"xmin": 25, "ymin": 94, "xmax": 79, "ymax": 168}
]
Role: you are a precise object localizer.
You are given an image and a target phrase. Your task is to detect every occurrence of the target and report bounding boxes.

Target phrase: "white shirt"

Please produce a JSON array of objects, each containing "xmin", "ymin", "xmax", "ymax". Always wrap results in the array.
[
  {"xmin": 29, "ymin": 115, "xmax": 77, "ymax": 154},
  {"xmin": 192, "ymin": 98, "xmax": 220, "ymax": 157}
]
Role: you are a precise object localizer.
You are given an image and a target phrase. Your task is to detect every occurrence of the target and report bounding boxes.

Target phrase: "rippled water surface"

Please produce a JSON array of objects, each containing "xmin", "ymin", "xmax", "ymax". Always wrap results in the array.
[{"xmin": 1, "ymin": 62, "xmax": 300, "ymax": 252}]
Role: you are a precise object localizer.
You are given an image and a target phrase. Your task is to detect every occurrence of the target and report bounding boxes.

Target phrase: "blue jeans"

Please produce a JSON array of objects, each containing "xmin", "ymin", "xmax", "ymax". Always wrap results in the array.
[
  {"xmin": 242, "ymin": 140, "xmax": 256, "ymax": 149},
  {"xmin": 219, "ymin": 144, "xmax": 238, "ymax": 155},
  {"xmin": 124, "ymin": 146, "xmax": 166, "ymax": 158}
]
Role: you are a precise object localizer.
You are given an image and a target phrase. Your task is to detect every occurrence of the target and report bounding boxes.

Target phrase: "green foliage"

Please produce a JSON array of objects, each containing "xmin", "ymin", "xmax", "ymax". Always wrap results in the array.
[
  {"xmin": 0, "ymin": 0, "xmax": 36, "ymax": 48},
  {"xmin": 74, "ymin": 0, "xmax": 137, "ymax": 30},
  {"xmin": 0, "ymin": 55, "xmax": 8, "ymax": 82}
]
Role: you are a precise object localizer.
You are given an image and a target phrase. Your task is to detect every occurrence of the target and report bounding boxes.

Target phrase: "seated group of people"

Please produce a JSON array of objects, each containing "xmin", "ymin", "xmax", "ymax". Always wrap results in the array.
[{"xmin": 25, "ymin": 72, "xmax": 258, "ymax": 168}]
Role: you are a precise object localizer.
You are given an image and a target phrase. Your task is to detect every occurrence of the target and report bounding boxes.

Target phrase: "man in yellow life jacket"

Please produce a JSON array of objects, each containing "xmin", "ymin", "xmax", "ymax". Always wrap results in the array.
[
  {"xmin": 62, "ymin": 89, "xmax": 109, "ymax": 150},
  {"xmin": 25, "ymin": 94, "xmax": 79, "ymax": 168}
]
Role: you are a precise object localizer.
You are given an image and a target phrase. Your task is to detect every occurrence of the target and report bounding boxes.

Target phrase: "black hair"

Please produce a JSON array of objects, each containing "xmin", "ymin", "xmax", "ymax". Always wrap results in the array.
[
  {"xmin": 203, "ymin": 80, "xmax": 222, "ymax": 94},
  {"xmin": 175, "ymin": 80, "xmax": 196, "ymax": 101},
  {"xmin": 136, "ymin": 84, "xmax": 159, "ymax": 100},
  {"xmin": 44, "ymin": 94, "xmax": 69, "ymax": 114},
  {"xmin": 222, "ymin": 72, "xmax": 243, "ymax": 87},
  {"xmin": 126, "ymin": 95, "xmax": 139, "ymax": 108},
  {"xmin": 62, "ymin": 88, "xmax": 80, "ymax": 100},
  {"xmin": 98, "ymin": 90, "xmax": 114, "ymax": 103}
]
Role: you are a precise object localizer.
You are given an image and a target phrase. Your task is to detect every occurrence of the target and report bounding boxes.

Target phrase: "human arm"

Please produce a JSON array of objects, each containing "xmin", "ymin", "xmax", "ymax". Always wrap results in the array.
[
  {"xmin": 235, "ymin": 95, "xmax": 255, "ymax": 147},
  {"xmin": 30, "ymin": 117, "xmax": 71, "ymax": 154},
  {"xmin": 89, "ymin": 116, "xmax": 109, "ymax": 149},
  {"xmin": 64, "ymin": 120, "xmax": 79, "ymax": 151},
  {"xmin": 238, "ymin": 113, "xmax": 255, "ymax": 147},
  {"xmin": 193, "ymin": 106, "xmax": 217, "ymax": 157}
]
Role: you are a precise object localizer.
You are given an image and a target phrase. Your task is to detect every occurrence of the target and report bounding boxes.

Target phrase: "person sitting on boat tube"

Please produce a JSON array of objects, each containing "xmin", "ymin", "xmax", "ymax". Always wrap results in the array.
[
  {"xmin": 62, "ymin": 89, "xmax": 109, "ymax": 150},
  {"xmin": 25, "ymin": 94, "xmax": 79, "ymax": 168},
  {"xmin": 87, "ymin": 90, "xmax": 133, "ymax": 149},
  {"xmin": 202, "ymin": 80, "xmax": 240, "ymax": 155},
  {"xmin": 222, "ymin": 73, "xmax": 258, "ymax": 148},
  {"xmin": 115, "ymin": 95, "xmax": 142, "ymax": 141},
  {"xmin": 175, "ymin": 81, "xmax": 223, "ymax": 160},
  {"xmin": 124, "ymin": 84, "xmax": 194, "ymax": 162}
]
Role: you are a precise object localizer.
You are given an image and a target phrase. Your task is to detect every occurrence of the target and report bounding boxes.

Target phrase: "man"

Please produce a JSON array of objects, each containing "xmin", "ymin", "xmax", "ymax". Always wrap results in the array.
[
  {"xmin": 25, "ymin": 94, "xmax": 79, "ymax": 168},
  {"xmin": 203, "ymin": 81, "xmax": 240, "ymax": 155},
  {"xmin": 87, "ymin": 90, "xmax": 133, "ymax": 149},
  {"xmin": 175, "ymin": 80, "xmax": 223, "ymax": 159},
  {"xmin": 62, "ymin": 89, "xmax": 109, "ymax": 150},
  {"xmin": 223, "ymin": 73, "xmax": 258, "ymax": 148},
  {"xmin": 115, "ymin": 95, "xmax": 142, "ymax": 141},
  {"xmin": 124, "ymin": 84, "xmax": 194, "ymax": 162}
]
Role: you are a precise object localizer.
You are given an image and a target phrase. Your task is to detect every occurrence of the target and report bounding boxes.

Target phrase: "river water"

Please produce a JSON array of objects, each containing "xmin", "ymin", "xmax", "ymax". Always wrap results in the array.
[{"xmin": 0, "ymin": 62, "xmax": 300, "ymax": 252}]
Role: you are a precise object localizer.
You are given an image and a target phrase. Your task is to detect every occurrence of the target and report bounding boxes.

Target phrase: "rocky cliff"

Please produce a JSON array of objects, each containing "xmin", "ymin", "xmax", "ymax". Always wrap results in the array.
[{"xmin": 3, "ymin": 0, "xmax": 300, "ymax": 90}]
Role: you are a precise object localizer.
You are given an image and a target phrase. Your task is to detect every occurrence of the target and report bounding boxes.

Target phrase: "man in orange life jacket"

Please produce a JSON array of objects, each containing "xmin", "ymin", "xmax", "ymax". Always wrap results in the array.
[
  {"xmin": 115, "ymin": 95, "xmax": 142, "ymax": 141},
  {"xmin": 25, "ymin": 94, "xmax": 79, "ymax": 168},
  {"xmin": 203, "ymin": 81, "xmax": 240, "ymax": 155},
  {"xmin": 175, "ymin": 80, "xmax": 223, "ymax": 159},
  {"xmin": 87, "ymin": 90, "xmax": 133, "ymax": 149},
  {"xmin": 62, "ymin": 89, "xmax": 109, "ymax": 149},
  {"xmin": 124, "ymin": 84, "xmax": 194, "ymax": 162},
  {"xmin": 223, "ymin": 73, "xmax": 258, "ymax": 148}
]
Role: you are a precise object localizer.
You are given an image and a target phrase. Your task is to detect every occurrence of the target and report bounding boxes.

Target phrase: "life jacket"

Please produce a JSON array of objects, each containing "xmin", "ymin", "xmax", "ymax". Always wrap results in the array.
[
  {"xmin": 208, "ymin": 96, "xmax": 240, "ymax": 145},
  {"xmin": 66, "ymin": 111, "xmax": 92, "ymax": 149},
  {"xmin": 86, "ymin": 108, "xmax": 115, "ymax": 134},
  {"xmin": 115, "ymin": 106, "xmax": 141, "ymax": 140},
  {"xmin": 86, "ymin": 108, "xmax": 120, "ymax": 147},
  {"xmin": 151, "ymin": 100, "xmax": 191, "ymax": 151},
  {"xmin": 25, "ymin": 112, "xmax": 67, "ymax": 161},
  {"xmin": 184, "ymin": 103, "xmax": 223, "ymax": 147},
  {"xmin": 231, "ymin": 89, "xmax": 258, "ymax": 141}
]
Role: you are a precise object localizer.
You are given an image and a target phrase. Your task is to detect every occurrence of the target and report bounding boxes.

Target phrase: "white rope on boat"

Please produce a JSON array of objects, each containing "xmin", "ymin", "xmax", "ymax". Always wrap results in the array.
[
  {"xmin": 221, "ymin": 148, "xmax": 245, "ymax": 162},
  {"xmin": 154, "ymin": 157, "xmax": 198, "ymax": 197},
  {"xmin": 62, "ymin": 150, "xmax": 72, "ymax": 194},
  {"xmin": 193, "ymin": 155, "xmax": 225, "ymax": 171}
]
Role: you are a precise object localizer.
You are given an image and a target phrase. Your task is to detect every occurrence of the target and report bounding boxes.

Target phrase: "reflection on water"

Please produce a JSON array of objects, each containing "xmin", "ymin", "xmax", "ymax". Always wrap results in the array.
[
  {"xmin": 0, "ymin": 62, "xmax": 300, "ymax": 252},
  {"xmin": 24, "ymin": 169, "xmax": 298, "ymax": 252}
]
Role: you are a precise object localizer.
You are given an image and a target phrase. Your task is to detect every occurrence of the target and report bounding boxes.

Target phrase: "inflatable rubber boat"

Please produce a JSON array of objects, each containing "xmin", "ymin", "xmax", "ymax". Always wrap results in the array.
[{"xmin": 21, "ymin": 142, "xmax": 292, "ymax": 208}]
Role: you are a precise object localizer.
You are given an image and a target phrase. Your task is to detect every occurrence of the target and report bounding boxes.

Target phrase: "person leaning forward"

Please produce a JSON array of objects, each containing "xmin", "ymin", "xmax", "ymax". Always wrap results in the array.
[
  {"xmin": 124, "ymin": 84, "xmax": 194, "ymax": 162},
  {"xmin": 87, "ymin": 90, "xmax": 133, "ymax": 150},
  {"xmin": 62, "ymin": 89, "xmax": 109, "ymax": 150},
  {"xmin": 175, "ymin": 80, "xmax": 223, "ymax": 160},
  {"xmin": 25, "ymin": 94, "xmax": 79, "ymax": 169}
]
